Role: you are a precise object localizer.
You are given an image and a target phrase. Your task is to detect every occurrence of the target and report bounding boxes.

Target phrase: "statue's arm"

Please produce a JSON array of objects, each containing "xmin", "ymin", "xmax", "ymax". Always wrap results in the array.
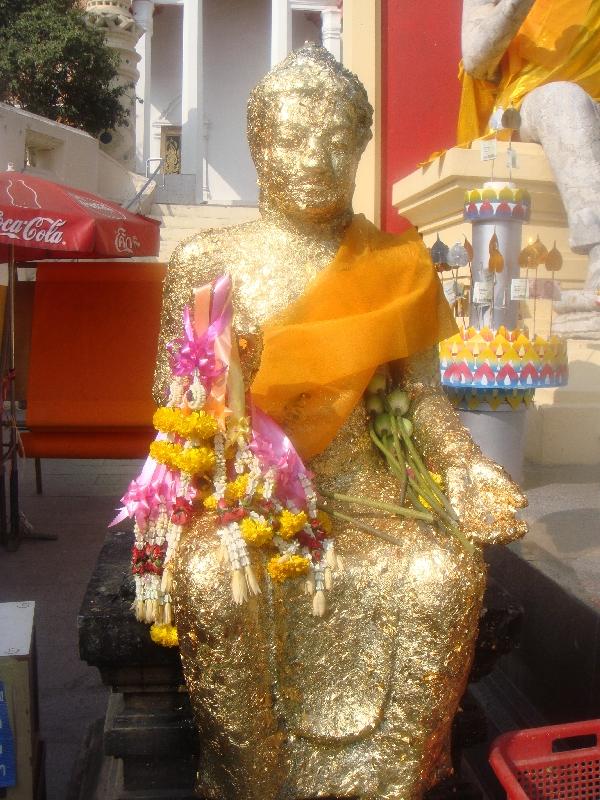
[
  {"xmin": 462, "ymin": 0, "xmax": 536, "ymax": 80},
  {"xmin": 153, "ymin": 234, "xmax": 223, "ymax": 405},
  {"xmin": 394, "ymin": 347, "xmax": 527, "ymax": 546}
]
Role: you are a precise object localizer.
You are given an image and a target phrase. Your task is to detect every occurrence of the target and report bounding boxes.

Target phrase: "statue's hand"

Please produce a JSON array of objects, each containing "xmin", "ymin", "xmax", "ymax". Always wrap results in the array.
[{"xmin": 446, "ymin": 458, "xmax": 528, "ymax": 546}]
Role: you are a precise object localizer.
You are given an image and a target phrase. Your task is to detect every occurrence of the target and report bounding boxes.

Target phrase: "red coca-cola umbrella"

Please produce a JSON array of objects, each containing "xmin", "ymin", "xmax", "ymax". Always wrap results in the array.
[
  {"xmin": 0, "ymin": 169, "xmax": 161, "ymax": 549},
  {"xmin": 0, "ymin": 170, "xmax": 160, "ymax": 261}
]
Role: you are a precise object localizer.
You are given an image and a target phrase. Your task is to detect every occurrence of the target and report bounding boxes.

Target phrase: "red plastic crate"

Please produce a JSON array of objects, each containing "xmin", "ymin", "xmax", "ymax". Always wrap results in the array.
[{"xmin": 490, "ymin": 719, "xmax": 600, "ymax": 799}]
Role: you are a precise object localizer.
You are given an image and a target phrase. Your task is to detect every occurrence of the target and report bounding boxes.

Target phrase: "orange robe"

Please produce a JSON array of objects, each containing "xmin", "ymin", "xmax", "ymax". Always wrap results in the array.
[{"xmin": 251, "ymin": 214, "xmax": 457, "ymax": 460}]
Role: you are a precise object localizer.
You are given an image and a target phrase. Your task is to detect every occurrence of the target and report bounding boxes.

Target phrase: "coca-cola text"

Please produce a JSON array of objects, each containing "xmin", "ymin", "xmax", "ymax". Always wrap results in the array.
[{"xmin": 0, "ymin": 212, "xmax": 66, "ymax": 244}]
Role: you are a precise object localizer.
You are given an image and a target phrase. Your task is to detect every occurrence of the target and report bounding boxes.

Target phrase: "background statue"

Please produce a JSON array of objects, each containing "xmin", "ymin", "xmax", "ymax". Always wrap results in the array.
[
  {"xmin": 156, "ymin": 44, "xmax": 526, "ymax": 800},
  {"xmin": 460, "ymin": 0, "xmax": 600, "ymax": 292}
]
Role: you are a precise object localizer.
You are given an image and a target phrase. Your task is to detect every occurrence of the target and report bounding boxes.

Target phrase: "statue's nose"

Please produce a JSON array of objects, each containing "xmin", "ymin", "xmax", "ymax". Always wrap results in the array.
[{"xmin": 302, "ymin": 136, "xmax": 330, "ymax": 171}]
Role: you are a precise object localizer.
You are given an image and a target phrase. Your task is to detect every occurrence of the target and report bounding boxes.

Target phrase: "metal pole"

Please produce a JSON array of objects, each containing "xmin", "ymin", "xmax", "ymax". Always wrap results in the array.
[{"xmin": 7, "ymin": 244, "xmax": 20, "ymax": 549}]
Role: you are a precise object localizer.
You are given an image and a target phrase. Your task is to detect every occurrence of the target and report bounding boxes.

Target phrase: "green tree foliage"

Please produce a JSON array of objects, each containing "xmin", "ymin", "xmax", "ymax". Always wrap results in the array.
[{"xmin": 0, "ymin": 0, "xmax": 128, "ymax": 137}]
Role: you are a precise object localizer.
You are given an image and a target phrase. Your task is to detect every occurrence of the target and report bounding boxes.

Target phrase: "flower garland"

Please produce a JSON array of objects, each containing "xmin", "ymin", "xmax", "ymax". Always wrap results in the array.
[
  {"xmin": 113, "ymin": 274, "xmax": 468, "ymax": 648},
  {"xmin": 112, "ymin": 275, "xmax": 340, "ymax": 647}
]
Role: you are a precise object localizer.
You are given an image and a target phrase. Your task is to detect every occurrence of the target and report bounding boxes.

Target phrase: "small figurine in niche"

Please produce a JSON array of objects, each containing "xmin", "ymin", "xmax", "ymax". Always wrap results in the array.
[{"xmin": 152, "ymin": 44, "xmax": 527, "ymax": 800}]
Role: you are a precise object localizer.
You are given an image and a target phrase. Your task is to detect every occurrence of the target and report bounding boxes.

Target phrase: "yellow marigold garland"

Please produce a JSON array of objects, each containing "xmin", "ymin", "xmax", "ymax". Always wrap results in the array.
[
  {"xmin": 203, "ymin": 493, "xmax": 218, "ymax": 511},
  {"xmin": 278, "ymin": 509, "xmax": 308, "ymax": 540},
  {"xmin": 240, "ymin": 516, "xmax": 274, "ymax": 546},
  {"xmin": 150, "ymin": 623, "xmax": 179, "ymax": 647},
  {"xmin": 150, "ymin": 440, "xmax": 215, "ymax": 476},
  {"xmin": 153, "ymin": 407, "xmax": 218, "ymax": 440},
  {"xmin": 224, "ymin": 474, "xmax": 250, "ymax": 502},
  {"xmin": 316, "ymin": 510, "xmax": 333, "ymax": 535},
  {"xmin": 267, "ymin": 554, "xmax": 311, "ymax": 583}
]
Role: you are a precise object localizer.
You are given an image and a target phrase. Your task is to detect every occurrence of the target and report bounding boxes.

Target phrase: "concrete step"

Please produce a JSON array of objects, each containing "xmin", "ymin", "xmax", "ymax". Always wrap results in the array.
[
  {"xmin": 152, "ymin": 203, "xmax": 259, "ymax": 220},
  {"xmin": 152, "ymin": 203, "xmax": 260, "ymax": 263}
]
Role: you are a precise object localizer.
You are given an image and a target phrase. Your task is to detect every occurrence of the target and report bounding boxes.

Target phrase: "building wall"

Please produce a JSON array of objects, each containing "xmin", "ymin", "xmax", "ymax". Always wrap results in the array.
[
  {"xmin": 203, "ymin": 0, "xmax": 270, "ymax": 205},
  {"xmin": 0, "ymin": 103, "xmax": 99, "ymax": 192},
  {"xmin": 343, "ymin": 0, "xmax": 381, "ymax": 225},
  {"xmin": 381, "ymin": 1, "xmax": 462, "ymax": 232},
  {"xmin": 292, "ymin": 11, "xmax": 321, "ymax": 50},
  {"xmin": 149, "ymin": 5, "xmax": 183, "ymax": 160}
]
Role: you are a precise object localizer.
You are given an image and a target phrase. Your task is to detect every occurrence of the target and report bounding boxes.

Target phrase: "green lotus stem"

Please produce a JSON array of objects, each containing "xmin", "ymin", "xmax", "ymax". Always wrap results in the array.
[
  {"xmin": 321, "ymin": 491, "xmax": 434, "ymax": 523},
  {"xmin": 372, "ymin": 420, "xmax": 458, "ymax": 526},
  {"xmin": 405, "ymin": 485, "xmax": 433, "ymax": 516},
  {"xmin": 444, "ymin": 523, "xmax": 475, "ymax": 555},
  {"xmin": 389, "ymin": 416, "xmax": 408, "ymax": 503},
  {"xmin": 324, "ymin": 508, "xmax": 405, "ymax": 547},
  {"xmin": 369, "ymin": 425, "xmax": 406, "ymax": 477},
  {"xmin": 369, "ymin": 400, "xmax": 474, "ymax": 556},
  {"xmin": 371, "ymin": 424, "xmax": 447, "ymax": 520},
  {"xmin": 405, "ymin": 474, "xmax": 456, "ymax": 529},
  {"xmin": 397, "ymin": 423, "xmax": 458, "ymax": 521}
]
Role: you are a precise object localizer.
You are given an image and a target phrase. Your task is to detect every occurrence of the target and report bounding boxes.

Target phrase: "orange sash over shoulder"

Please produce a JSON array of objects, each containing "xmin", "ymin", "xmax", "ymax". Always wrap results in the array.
[{"xmin": 251, "ymin": 215, "xmax": 457, "ymax": 461}]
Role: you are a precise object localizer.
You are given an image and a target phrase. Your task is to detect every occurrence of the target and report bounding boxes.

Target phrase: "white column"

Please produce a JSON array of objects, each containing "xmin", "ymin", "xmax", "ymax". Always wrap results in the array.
[
  {"xmin": 271, "ymin": 0, "xmax": 292, "ymax": 67},
  {"xmin": 181, "ymin": 0, "xmax": 204, "ymax": 202},
  {"xmin": 133, "ymin": 0, "xmax": 154, "ymax": 175},
  {"xmin": 321, "ymin": 7, "xmax": 342, "ymax": 61}
]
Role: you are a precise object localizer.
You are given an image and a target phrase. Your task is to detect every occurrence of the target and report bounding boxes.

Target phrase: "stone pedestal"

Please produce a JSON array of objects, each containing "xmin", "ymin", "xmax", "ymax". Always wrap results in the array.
[
  {"xmin": 76, "ymin": 530, "xmax": 522, "ymax": 800},
  {"xmin": 77, "ymin": 530, "xmax": 199, "ymax": 799}
]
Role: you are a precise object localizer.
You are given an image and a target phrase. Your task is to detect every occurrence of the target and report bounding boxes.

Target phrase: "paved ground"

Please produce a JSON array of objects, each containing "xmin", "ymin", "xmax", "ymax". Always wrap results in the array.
[
  {"xmin": 0, "ymin": 456, "xmax": 598, "ymax": 800},
  {"xmin": 0, "ymin": 457, "xmax": 143, "ymax": 800},
  {"xmin": 516, "ymin": 462, "xmax": 600, "ymax": 610}
]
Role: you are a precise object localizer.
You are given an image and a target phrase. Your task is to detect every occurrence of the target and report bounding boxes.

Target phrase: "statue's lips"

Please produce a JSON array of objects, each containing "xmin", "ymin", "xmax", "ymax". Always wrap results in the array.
[{"xmin": 290, "ymin": 181, "xmax": 341, "ymax": 196}]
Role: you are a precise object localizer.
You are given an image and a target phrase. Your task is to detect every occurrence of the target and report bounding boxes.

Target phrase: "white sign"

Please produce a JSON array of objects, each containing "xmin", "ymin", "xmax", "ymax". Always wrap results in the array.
[
  {"xmin": 472, "ymin": 276, "xmax": 494, "ymax": 304},
  {"xmin": 506, "ymin": 147, "xmax": 518, "ymax": 169},
  {"xmin": 511, "ymin": 278, "xmax": 530, "ymax": 300},
  {"xmin": 443, "ymin": 280, "xmax": 463, "ymax": 305},
  {"xmin": 480, "ymin": 139, "xmax": 497, "ymax": 161},
  {"xmin": 0, "ymin": 602, "xmax": 34, "ymax": 656}
]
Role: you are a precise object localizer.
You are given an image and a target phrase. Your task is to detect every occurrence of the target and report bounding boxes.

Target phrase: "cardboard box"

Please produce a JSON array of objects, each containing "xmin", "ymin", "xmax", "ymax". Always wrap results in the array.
[{"xmin": 0, "ymin": 602, "xmax": 42, "ymax": 800}]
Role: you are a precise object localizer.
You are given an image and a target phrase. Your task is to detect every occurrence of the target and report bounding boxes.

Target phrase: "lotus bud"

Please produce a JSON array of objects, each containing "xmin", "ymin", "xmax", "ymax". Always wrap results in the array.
[
  {"xmin": 365, "ymin": 394, "xmax": 385, "ymax": 416},
  {"xmin": 387, "ymin": 388, "xmax": 410, "ymax": 415},
  {"xmin": 402, "ymin": 418, "xmax": 414, "ymax": 437},
  {"xmin": 374, "ymin": 413, "xmax": 392, "ymax": 439},
  {"xmin": 367, "ymin": 371, "xmax": 387, "ymax": 395}
]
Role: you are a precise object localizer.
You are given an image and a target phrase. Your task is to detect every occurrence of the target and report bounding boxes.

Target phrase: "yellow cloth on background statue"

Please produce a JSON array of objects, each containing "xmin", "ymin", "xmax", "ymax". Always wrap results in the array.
[
  {"xmin": 457, "ymin": 0, "xmax": 600, "ymax": 143},
  {"xmin": 251, "ymin": 214, "xmax": 457, "ymax": 460}
]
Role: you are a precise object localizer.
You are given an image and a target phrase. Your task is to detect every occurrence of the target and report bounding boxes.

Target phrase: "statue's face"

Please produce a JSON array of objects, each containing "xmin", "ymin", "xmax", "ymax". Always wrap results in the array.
[{"xmin": 258, "ymin": 91, "xmax": 361, "ymax": 220}]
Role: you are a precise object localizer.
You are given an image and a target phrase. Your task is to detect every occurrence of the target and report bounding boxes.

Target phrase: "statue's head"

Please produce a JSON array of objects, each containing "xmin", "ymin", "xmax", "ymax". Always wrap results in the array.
[{"xmin": 247, "ymin": 42, "xmax": 373, "ymax": 222}]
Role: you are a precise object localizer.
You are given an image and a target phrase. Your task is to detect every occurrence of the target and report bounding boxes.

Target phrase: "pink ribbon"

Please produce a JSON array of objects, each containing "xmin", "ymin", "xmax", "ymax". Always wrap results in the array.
[
  {"xmin": 109, "ymin": 436, "xmax": 196, "ymax": 529},
  {"xmin": 249, "ymin": 403, "xmax": 312, "ymax": 507},
  {"xmin": 167, "ymin": 304, "xmax": 230, "ymax": 388}
]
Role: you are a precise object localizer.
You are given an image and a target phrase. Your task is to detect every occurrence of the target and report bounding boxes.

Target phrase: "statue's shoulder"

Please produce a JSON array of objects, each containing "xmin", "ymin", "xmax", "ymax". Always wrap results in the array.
[{"xmin": 167, "ymin": 219, "xmax": 262, "ymax": 287}]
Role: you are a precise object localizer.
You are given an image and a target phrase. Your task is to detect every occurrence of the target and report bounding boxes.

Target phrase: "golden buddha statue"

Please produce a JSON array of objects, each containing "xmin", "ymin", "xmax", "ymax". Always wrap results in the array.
[{"xmin": 153, "ymin": 44, "xmax": 527, "ymax": 800}]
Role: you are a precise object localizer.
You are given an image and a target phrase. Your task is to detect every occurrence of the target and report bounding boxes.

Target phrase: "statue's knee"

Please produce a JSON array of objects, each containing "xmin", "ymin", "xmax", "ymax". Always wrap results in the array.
[
  {"xmin": 406, "ymin": 545, "xmax": 477, "ymax": 615},
  {"xmin": 521, "ymin": 82, "xmax": 596, "ymax": 139}
]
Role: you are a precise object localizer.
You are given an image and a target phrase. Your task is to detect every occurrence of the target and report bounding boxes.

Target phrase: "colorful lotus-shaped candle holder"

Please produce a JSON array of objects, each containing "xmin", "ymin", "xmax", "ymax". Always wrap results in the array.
[
  {"xmin": 464, "ymin": 186, "xmax": 531, "ymax": 224},
  {"xmin": 439, "ymin": 326, "xmax": 568, "ymax": 410}
]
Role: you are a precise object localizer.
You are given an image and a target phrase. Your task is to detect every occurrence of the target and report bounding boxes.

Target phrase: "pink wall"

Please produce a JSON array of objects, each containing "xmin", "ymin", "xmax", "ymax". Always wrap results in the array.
[{"xmin": 381, "ymin": 1, "xmax": 463, "ymax": 232}]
